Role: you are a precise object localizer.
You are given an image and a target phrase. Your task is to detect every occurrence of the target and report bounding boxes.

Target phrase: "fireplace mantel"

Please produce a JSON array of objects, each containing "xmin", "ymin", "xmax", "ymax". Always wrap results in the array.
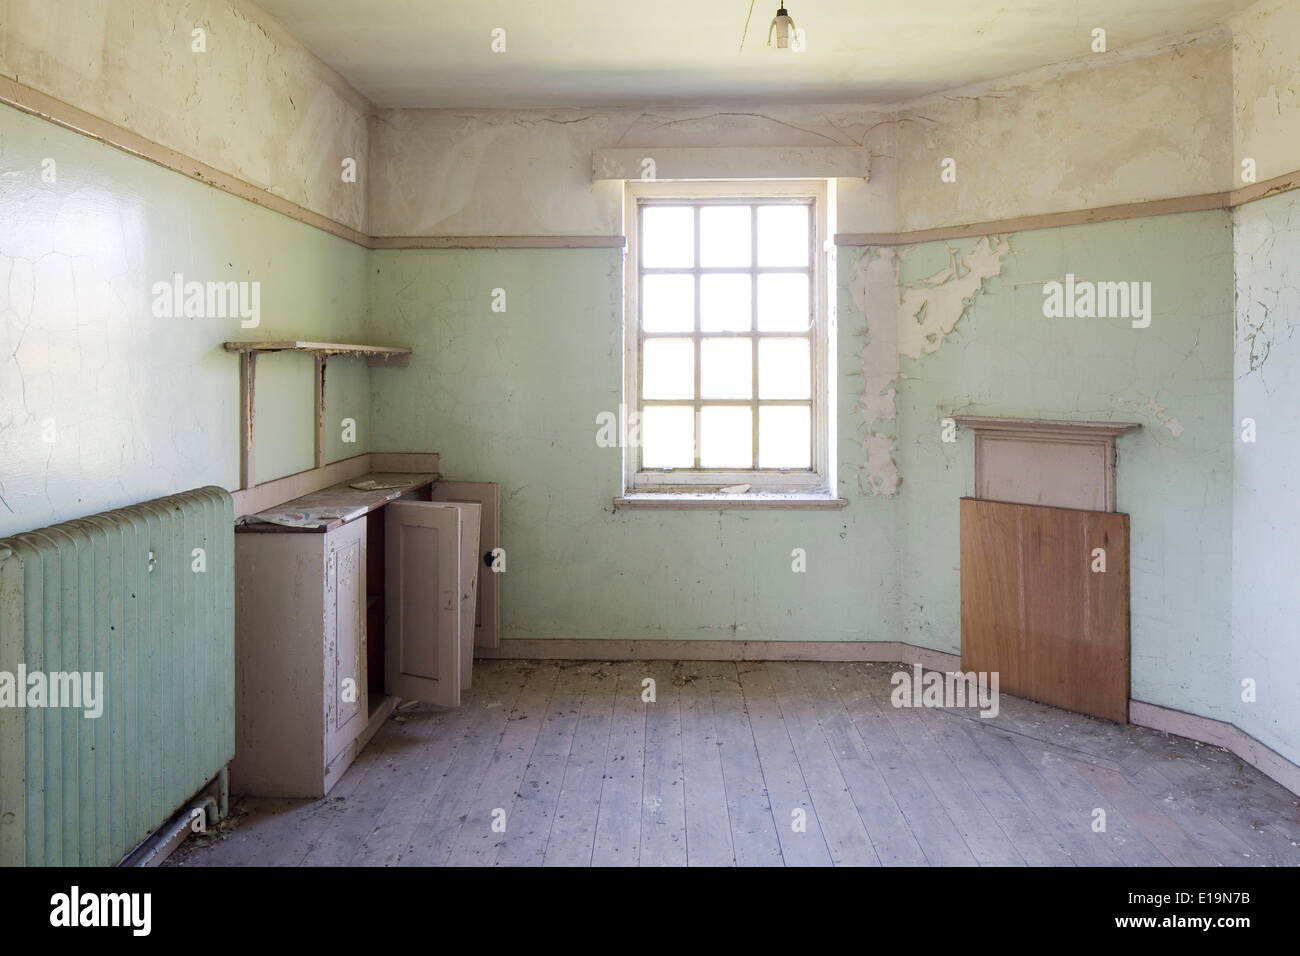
[{"xmin": 953, "ymin": 416, "xmax": 1141, "ymax": 512}]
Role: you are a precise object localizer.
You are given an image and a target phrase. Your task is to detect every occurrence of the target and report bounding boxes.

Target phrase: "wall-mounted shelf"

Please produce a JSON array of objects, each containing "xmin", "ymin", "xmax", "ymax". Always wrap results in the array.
[
  {"xmin": 222, "ymin": 340, "xmax": 411, "ymax": 367},
  {"xmin": 223, "ymin": 340, "xmax": 413, "ymax": 490}
]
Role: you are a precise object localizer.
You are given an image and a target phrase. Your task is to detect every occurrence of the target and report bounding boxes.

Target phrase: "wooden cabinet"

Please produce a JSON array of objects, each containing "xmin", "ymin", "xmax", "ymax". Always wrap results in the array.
[
  {"xmin": 231, "ymin": 473, "xmax": 498, "ymax": 797},
  {"xmin": 324, "ymin": 517, "xmax": 367, "ymax": 766}
]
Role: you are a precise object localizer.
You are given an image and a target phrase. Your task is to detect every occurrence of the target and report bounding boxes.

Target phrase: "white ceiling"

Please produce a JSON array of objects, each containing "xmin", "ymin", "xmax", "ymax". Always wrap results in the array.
[{"xmin": 254, "ymin": 0, "xmax": 1254, "ymax": 109}]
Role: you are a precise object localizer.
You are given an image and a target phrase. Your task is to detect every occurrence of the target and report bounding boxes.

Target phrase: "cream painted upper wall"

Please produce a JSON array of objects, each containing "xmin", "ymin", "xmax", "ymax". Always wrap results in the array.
[
  {"xmin": 1232, "ymin": 0, "xmax": 1300, "ymax": 181},
  {"xmin": 369, "ymin": 105, "xmax": 895, "ymax": 237},
  {"xmin": 895, "ymin": 32, "xmax": 1235, "ymax": 232},
  {"xmin": 371, "ymin": 33, "xmax": 1238, "ymax": 237},
  {"xmin": 0, "ymin": 0, "xmax": 373, "ymax": 232}
]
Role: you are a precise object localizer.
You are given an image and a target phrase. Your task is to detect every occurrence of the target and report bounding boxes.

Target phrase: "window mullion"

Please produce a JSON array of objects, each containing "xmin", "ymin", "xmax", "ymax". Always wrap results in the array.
[
  {"xmin": 750, "ymin": 203, "xmax": 760, "ymax": 471},
  {"xmin": 693, "ymin": 204, "xmax": 702, "ymax": 471}
]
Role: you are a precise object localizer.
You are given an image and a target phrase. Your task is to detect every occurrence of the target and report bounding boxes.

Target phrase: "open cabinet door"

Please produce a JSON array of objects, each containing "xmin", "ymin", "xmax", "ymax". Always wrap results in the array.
[
  {"xmin": 452, "ymin": 502, "xmax": 480, "ymax": 690},
  {"xmin": 384, "ymin": 500, "xmax": 461, "ymax": 707},
  {"xmin": 432, "ymin": 482, "xmax": 500, "ymax": 649}
]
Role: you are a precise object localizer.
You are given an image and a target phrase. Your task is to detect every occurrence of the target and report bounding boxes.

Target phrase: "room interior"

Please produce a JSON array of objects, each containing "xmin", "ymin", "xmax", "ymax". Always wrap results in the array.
[{"xmin": 0, "ymin": 0, "xmax": 1298, "ymax": 870}]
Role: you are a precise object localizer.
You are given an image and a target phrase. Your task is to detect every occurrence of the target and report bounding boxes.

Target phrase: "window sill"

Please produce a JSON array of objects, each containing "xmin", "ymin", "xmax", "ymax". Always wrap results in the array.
[{"xmin": 614, "ymin": 493, "xmax": 849, "ymax": 511}]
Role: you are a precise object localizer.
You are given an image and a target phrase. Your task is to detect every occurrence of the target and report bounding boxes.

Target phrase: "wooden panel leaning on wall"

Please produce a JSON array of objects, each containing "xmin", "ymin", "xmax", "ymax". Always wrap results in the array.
[{"xmin": 960, "ymin": 497, "xmax": 1130, "ymax": 723}]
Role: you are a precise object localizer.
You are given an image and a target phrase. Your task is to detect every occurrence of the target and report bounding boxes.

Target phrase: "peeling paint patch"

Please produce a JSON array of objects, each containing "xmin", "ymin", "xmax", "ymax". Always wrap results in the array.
[
  {"xmin": 898, "ymin": 236, "xmax": 1011, "ymax": 360},
  {"xmin": 848, "ymin": 248, "xmax": 901, "ymax": 496},
  {"xmin": 860, "ymin": 432, "xmax": 900, "ymax": 497},
  {"xmin": 1114, "ymin": 395, "xmax": 1185, "ymax": 438},
  {"xmin": 847, "ymin": 236, "xmax": 1009, "ymax": 497}
]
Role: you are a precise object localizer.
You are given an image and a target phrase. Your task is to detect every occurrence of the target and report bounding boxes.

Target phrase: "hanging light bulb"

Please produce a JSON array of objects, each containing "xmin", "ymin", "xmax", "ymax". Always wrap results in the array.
[{"xmin": 768, "ymin": 5, "xmax": 798, "ymax": 51}]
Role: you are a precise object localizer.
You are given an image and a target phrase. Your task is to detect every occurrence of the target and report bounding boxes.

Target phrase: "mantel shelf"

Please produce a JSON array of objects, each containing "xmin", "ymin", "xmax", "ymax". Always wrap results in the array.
[
  {"xmin": 952, "ymin": 416, "xmax": 1141, "ymax": 440},
  {"xmin": 954, "ymin": 415, "xmax": 1141, "ymax": 513},
  {"xmin": 222, "ymin": 340, "xmax": 412, "ymax": 368}
]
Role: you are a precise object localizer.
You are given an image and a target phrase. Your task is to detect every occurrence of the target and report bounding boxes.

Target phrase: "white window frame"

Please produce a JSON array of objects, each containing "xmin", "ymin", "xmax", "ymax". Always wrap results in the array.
[{"xmin": 623, "ymin": 179, "xmax": 834, "ymax": 496}]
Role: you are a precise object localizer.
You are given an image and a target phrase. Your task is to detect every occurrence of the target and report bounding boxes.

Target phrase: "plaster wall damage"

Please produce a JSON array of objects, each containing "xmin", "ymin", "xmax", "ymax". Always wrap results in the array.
[
  {"xmin": 0, "ymin": 0, "xmax": 373, "ymax": 231},
  {"xmin": 848, "ymin": 248, "xmax": 901, "ymax": 496},
  {"xmin": 1231, "ymin": 189, "xmax": 1300, "ymax": 764},
  {"xmin": 1233, "ymin": 189, "xmax": 1300, "ymax": 390},
  {"xmin": 369, "ymin": 105, "xmax": 896, "ymax": 236},
  {"xmin": 369, "ymin": 24, "xmax": 1244, "ymax": 241},
  {"xmin": 848, "ymin": 237, "xmax": 1012, "ymax": 495},
  {"xmin": 0, "ymin": 104, "xmax": 371, "ymax": 536},
  {"xmin": 1231, "ymin": 0, "xmax": 1300, "ymax": 183},
  {"xmin": 894, "ymin": 31, "xmax": 1234, "ymax": 232},
  {"xmin": 1114, "ymin": 395, "xmax": 1186, "ymax": 437}
]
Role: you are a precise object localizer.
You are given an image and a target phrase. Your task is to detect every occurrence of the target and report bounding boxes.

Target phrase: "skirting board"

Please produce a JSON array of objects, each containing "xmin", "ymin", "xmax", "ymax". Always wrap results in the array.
[
  {"xmin": 476, "ymin": 638, "xmax": 1300, "ymax": 797},
  {"xmin": 1129, "ymin": 700, "xmax": 1300, "ymax": 798},
  {"xmin": 476, "ymin": 638, "xmax": 961, "ymax": 671}
]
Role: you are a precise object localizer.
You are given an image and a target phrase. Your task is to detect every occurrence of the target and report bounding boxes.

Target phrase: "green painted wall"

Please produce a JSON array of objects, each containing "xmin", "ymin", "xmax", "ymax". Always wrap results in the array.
[
  {"xmin": 0, "ymin": 98, "xmax": 1267, "ymax": 756},
  {"xmin": 368, "ymin": 213, "xmax": 1237, "ymax": 727},
  {"xmin": 0, "ymin": 103, "xmax": 372, "ymax": 536},
  {"xmin": 885, "ymin": 212, "xmax": 1236, "ymax": 722},
  {"xmin": 1232, "ymin": 190, "xmax": 1300, "ymax": 763},
  {"xmin": 366, "ymin": 249, "xmax": 901, "ymax": 642}
]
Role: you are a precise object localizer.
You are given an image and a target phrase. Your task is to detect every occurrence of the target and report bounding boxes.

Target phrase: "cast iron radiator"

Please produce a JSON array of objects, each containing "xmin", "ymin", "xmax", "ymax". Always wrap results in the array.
[{"xmin": 0, "ymin": 486, "xmax": 234, "ymax": 865}]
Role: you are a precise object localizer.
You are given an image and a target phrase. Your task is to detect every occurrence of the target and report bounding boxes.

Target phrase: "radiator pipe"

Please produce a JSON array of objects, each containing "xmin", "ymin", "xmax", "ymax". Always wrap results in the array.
[{"xmin": 123, "ymin": 793, "xmax": 220, "ymax": 867}]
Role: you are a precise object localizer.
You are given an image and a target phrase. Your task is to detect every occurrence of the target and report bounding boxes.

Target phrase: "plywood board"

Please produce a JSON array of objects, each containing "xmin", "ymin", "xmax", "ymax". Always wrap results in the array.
[{"xmin": 960, "ymin": 497, "xmax": 1130, "ymax": 723}]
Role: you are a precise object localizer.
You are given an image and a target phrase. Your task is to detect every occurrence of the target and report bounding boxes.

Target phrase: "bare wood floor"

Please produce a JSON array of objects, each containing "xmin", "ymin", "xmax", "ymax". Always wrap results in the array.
[{"xmin": 170, "ymin": 660, "xmax": 1300, "ymax": 867}]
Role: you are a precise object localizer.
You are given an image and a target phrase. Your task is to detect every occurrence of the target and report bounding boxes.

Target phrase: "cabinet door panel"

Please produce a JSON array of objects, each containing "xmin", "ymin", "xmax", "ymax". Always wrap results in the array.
[
  {"xmin": 385, "ymin": 501, "xmax": 461, "ymax": 707},
  {"xmin": 431, "ymin": 482, "xmax": 500, "ymax": 649},
  {"xmin": 451, "ymin": 502, "xmax": 480, "ymax": 690},
  {"xmin": 325, "ymin": 519, "xmax": 367, "ymax": 764}
]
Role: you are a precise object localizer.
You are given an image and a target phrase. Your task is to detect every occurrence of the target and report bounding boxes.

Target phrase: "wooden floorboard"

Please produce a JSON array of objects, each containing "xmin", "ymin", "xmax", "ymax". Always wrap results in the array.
[
  {"xmin": 445, "ymin": 661, "xmax": 560, "ymax": 865},
  {"xmin": 858, "ymin": 671, "xmax": 1023, "ymax": 866},
  {"xmin": 1007, "ymin": 735, "xmax": 1174, "ymax": 866},
  {"xmin": 735, "ymin": 662, "xmax": 834, "ymax": 866},
  {"xmin": 796, "ymin": 663, "xmax": 925, "ymax": 865},
  {"xmin": 171, "ymin": 659, "xmax": 1300, "ymax": 868},
  {"xmin": 676, "ymin": 662, "xmax": 737, "ymax": 866},
  {"xmin": 348, "ymin": 690, "xmax": 493, "ymax": 865},
  {"xmin": 963, "ymin": 720, "xmax": 1122, "ymax": 866},
  {"xmin": 396, "ymin": 662, "xmax": 531, "ymax": 866},
  {"xmin": 825, "ymin": 662, "xmax": 979, "ymax": 865},
  {"xmin": 638, "ymin": 660, "xmax": 688, "ymax": 866},
  {"xmin": 767, "ymin": 662, "xmax": 880, "ymax": 865},
  {"xmin": 544, "ymin": 663, "xmax": 618, "ymax": 866},
  {"xmin": 706, "ymin": 661, "xmax": 783, "ymax": 867},
  {"xmin": 494, "ymin": 662, "xmax": 587, "ymax": 866},
  {"xmin": 590, "ymin": 662, "xmax": 647, "ymax": 866}
]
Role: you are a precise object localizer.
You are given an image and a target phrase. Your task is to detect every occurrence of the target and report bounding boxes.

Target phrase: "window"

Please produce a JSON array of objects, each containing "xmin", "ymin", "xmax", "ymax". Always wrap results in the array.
[{"xmin": 623, "ymin": 180, "xmax": 833, "ymax": 496}]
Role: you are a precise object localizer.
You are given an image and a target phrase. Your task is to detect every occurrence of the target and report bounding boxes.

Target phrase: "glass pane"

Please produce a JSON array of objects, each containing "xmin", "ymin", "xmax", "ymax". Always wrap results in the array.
[
  {"xmin": 757, "ymin": 273, "xmax": 810, "ymax": 331},
  {"xmin": 700, "ymin": 406, "xmax": 752, "ymax": 468},
  {"xmin": 758, "ymin": 338, "xmax": 810, "ymax": 399},
  {"xmin": 641, "ymin": 405, "xmax": 695, "ymax": 468},
  {"xmin": 759, "ymin": 405, "xmax": 811, "ymax": 469},
  {"xmin": 642, "ymin": 338, "xmax": 694, "ymax": 399},
  {"xmin": 700, "ymin": 338, "xmax": 752, "ymax": 399},
  {"xmin": 700, "ymin": 274, "xmax": 752, "ymax": 332},
  {"xmin": 642, "ymin": 274, "xmax": 694, "ymax": 332},
  {"xmin": 699, "ymin": 206, "xmax": 751, "ymax": 267},
  {"xmin": 757, "ymin": 204, "xmax": 810, "ymax": 266},
  {"xmin": 642, "ymin": 206, "xmax": 693, "ymax": 268}
]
